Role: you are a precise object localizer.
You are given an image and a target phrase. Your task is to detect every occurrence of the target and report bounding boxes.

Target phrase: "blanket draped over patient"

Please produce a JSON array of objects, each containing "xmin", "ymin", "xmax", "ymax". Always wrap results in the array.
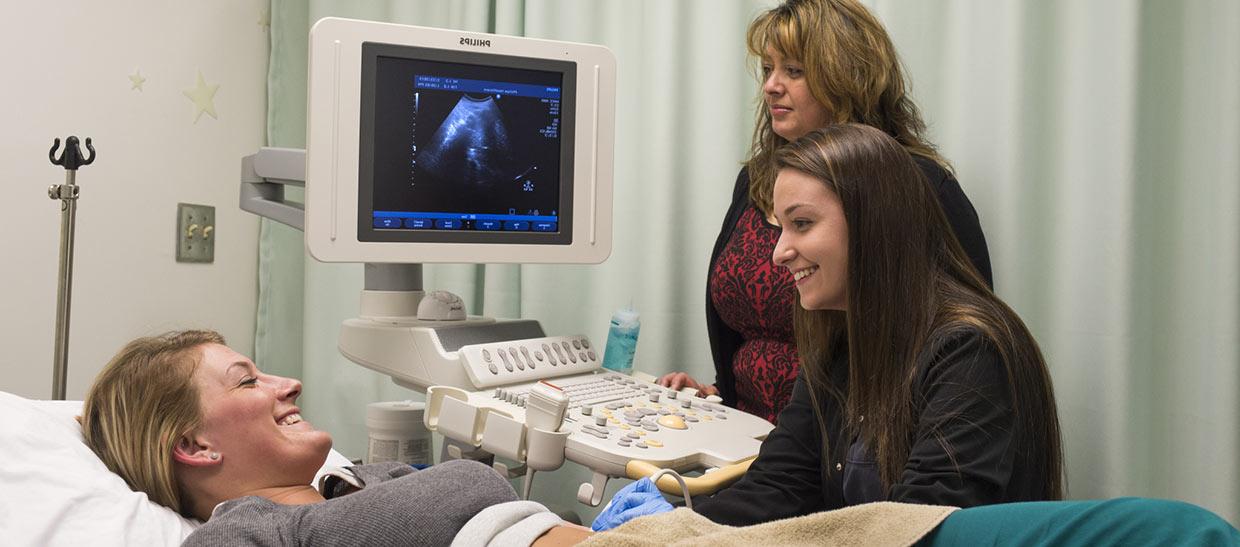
[{"xmin": 582, "ymin": 502, "xmax": 957, "ymax": 547}]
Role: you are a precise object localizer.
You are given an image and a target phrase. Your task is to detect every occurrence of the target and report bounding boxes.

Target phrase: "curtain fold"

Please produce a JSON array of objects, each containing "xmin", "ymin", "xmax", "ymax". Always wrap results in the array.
[{"xmin": 258, "ymin": 0, "xmax": 1239, "ymax": 524}]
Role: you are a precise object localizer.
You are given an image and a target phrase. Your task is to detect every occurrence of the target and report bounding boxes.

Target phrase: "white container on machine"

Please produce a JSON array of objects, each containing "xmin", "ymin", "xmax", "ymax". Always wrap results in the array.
[{"xmin": 366, "ymin": 401, "xmax": 432, "ymax": 466}]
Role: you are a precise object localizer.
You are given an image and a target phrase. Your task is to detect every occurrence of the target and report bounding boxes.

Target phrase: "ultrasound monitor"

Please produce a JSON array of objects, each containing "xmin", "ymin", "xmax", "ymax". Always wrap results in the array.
[{"xmin": 305, "ymin": 18, "xmax": 615, "ymax": 264}]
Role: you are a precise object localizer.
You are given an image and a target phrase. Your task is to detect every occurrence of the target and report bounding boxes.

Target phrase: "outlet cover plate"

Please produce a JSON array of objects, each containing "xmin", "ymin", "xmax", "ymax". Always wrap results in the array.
[{"xmin": 176, "ymin": 203, "xmax": 215, "ymax": 263}]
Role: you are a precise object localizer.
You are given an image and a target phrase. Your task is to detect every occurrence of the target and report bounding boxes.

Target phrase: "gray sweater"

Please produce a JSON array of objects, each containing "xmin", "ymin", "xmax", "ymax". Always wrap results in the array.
[{"xmin": 182, "ymin": 459, "xmax": 518, "ymax": 546}]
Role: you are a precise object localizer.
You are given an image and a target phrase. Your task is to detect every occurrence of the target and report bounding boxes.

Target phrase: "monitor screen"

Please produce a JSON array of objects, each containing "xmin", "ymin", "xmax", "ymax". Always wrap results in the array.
[
  {"xmin": 361, "ymin": 43, "xmax": 575, "ymax": 245},
  {"xmin": 304, "ymin": 18, "xmax": 614, "ymax": 264}
]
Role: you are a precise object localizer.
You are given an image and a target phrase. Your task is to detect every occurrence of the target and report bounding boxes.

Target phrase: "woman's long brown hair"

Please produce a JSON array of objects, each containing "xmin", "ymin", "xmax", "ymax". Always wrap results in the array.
[
  {"xmin": 778, "ymin": 124, "xmax": 1063, "ymax": 499},
  {"xmin": 745, "ymin": 0, "xmax": 947, "ymax": 216}
]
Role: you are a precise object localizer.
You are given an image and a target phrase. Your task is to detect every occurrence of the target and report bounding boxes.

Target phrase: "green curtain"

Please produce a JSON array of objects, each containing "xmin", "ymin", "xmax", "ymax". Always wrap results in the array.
[{"xmin": 258, "ymin": 0, "xmax": 1239, "ymax": 525}]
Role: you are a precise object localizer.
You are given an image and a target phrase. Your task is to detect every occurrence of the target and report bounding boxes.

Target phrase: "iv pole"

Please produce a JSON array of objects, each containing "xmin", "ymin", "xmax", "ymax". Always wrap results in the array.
[{"xmin": 47, "ymin": 136, "xmax": 95, "ymax": 400}]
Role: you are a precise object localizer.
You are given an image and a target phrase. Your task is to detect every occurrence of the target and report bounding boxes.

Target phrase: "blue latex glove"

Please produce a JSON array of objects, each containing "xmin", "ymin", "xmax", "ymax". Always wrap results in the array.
[{"xmin": 591, "ymin": 477, "xmax": 674, "ymax": 531}]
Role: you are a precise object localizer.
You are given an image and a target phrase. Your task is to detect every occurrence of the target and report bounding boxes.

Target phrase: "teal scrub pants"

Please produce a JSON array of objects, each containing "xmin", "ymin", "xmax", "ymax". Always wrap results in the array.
[{"xmin": 918, "ymin": 498, "xmax": 1239, "ymax": 546}]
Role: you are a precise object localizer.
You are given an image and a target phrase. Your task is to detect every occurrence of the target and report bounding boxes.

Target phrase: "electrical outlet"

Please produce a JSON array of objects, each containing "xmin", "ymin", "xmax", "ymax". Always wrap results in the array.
[{"xmin": 176, "ymin": 203, "xmax": 215, "ymax": 263}]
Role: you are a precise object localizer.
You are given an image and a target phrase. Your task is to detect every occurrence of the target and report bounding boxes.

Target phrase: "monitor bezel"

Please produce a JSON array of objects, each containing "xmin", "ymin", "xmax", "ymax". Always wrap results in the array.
[{"xmin": 305, "ymin": 17, "xmax": 614, "ymax": 264}]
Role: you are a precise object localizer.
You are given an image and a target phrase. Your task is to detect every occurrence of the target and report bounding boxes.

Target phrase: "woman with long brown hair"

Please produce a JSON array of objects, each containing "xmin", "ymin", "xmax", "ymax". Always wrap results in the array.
[
  {"xmin": 691, "ymin": 123, "xmax": 1062, "ymax": 524},
  {"xmin": 658, "ymin": 0, "xmax": 992, "ymax": 426},
  {"xmin": 595, "ymin": 125, "xmax": 1237, "ymax": 546}
]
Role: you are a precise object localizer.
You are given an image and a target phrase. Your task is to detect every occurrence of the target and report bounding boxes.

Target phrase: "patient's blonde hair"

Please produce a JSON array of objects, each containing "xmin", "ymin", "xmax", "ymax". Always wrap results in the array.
[{"xmin": 80, "ymin": 330, "xmax": 224, "ymax": 517}]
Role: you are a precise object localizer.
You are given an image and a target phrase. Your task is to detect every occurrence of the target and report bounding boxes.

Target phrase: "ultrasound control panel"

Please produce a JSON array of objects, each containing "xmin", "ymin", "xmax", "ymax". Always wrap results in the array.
[
  {"xmin": 424, "ymin": 334, "xmax": 774, "ymax": 505},
  {"xmin": 483, "ymin": 372, "xmax": 771, "ymax": 474}
]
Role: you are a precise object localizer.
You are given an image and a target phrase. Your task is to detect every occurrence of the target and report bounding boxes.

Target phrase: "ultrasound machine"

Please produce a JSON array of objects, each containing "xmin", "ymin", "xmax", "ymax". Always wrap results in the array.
[{"xmin": 240, "ymin": 17, "xmax": 774, "ymax": 506}]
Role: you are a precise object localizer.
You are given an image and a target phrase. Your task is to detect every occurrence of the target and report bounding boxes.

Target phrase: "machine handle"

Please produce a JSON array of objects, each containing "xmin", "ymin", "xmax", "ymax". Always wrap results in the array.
[{"xmin": 624, "ymin": 457, "xmax": 756, "ymax": 498}]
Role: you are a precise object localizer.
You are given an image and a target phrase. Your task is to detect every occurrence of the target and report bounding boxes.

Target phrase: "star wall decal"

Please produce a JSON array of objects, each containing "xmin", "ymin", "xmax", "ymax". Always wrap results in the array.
[
  {"xmin": 182, "ymin": 70, "xmax": 219, "ymax": 123},
  {"xmin": 128, "ymin": 70, "xmax": 146, "ymax": 91}
]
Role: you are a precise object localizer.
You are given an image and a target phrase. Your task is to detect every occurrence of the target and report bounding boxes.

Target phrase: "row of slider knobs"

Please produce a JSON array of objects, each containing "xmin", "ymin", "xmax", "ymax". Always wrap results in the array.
[
  {"xmin": 492, "ymin": 388, "xmax": 527, "ymax": 407},
  {"xmin": 680, "ymin": 398, "xmax": 692, "ymax": 409},
  {"xmin": 648, "ymin": 392, "xmax": 660, "ymax": 403},
  {"xmin": 581, "ymin": 405, "xmax": 594, "ymax": 416}
]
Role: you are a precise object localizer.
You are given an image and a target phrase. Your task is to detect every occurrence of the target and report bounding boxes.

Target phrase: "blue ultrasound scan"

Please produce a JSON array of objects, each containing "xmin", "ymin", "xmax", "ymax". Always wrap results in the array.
[
  {"xmin": 370, "ymin": 55, "xmax": 564, "ymax": 233},
  {"xmin": 417, "ymin": 94, "xmax": 525, "ymax": 191}
]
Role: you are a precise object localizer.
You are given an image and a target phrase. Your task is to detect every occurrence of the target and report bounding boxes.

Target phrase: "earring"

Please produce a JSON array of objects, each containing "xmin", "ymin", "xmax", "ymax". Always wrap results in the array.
[{"xmin": 209, "ymin": 452, "xmax": 220, "ymax": 461}]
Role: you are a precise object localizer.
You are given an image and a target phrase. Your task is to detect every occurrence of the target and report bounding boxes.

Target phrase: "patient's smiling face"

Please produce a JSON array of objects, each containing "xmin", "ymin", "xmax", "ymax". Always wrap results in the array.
[{"xmin": 191, "ymin": 344, "xmax": 332, "ymax": 481}]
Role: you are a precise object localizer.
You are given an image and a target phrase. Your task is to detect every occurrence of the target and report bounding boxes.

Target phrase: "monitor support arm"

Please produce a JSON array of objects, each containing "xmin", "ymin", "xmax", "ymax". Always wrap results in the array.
[
  {"xmin": 240, "ymin": 147, "xmax": 306, "ymax": 231},
  {"xmin": 239, "ymin": 147, "xmax": 424, "ymax": 317}
]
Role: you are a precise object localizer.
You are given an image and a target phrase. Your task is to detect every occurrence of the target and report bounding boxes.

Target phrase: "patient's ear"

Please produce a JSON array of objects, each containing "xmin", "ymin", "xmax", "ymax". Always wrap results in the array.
[{"xmin": 172, "ymin": 436, "xmax": 219, "ymax": 467}]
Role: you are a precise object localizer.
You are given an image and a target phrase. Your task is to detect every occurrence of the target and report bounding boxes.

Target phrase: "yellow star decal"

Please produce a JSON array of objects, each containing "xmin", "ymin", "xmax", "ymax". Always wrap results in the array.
[
  {"xmin": 182, "ymin": 70, "xmax": 219, "ymax": 123},
  {"xmin": 128, "ymin": 70, "xmax": 146, "ymax": 91}
]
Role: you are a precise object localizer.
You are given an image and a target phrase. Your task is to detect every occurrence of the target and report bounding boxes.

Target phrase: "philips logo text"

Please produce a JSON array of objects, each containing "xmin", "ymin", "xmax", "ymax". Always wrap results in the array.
[{"xmin": 460, "ymin": 37, "xmax": 491, "ymax": 48}]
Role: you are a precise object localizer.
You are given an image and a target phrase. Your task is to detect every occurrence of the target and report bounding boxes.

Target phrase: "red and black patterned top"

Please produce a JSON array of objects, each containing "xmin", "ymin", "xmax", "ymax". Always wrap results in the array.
[{"xmin": 708, "ymin": 206, "xmax": 800, "ymax": 424}]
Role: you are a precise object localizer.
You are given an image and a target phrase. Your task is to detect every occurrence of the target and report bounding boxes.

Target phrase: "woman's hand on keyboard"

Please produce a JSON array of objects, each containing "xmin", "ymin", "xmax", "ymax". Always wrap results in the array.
[{"xmin": 656, "ymin": 373, "xmax": 719, "ymax": 398}]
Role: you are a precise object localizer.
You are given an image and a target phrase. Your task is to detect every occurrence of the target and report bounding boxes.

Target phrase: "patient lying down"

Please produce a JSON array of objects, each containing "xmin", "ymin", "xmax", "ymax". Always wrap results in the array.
[{"xmin": 79, "ymin": 330, "xmax": 592, "ymax": 546}]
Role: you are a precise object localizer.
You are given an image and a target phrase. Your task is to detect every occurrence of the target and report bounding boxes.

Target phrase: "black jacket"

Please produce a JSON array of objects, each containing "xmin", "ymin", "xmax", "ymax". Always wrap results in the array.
[
  {"xmin": 694, "ymin": 329, "xmax": 1047, "ymax": 525},
  {"xmin": 705, "ymin": 160, "xmax": 993, "ymax": 406}
]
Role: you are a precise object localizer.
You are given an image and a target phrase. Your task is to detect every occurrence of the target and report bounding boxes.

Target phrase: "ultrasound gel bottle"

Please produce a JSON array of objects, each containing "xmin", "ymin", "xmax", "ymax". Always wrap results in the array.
[{"xmin": 601, "ymin": 307, "xmax": 640, "ymax": 375}]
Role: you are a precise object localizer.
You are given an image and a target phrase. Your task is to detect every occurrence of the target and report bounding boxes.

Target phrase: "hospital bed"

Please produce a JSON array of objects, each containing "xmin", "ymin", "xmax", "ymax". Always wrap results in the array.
[
  {"xmin": 7, "ymin": 386, "xmax": 1233, "ymax": 547},
  {"xmin": 0, "ymin": 390, "xmax": 352, "ymax": 546}
]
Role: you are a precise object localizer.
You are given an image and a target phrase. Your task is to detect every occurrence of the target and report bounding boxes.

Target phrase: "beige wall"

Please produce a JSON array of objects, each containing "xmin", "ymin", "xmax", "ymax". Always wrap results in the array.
[{"xmin": 0, "ymin": 1, "xmax": 270, "ymax": 399}]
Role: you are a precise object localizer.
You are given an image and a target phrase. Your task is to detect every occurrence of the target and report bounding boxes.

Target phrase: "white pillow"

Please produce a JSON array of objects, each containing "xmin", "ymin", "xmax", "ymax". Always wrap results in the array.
[{"xmin": 0, "ymin": 391, "xmax": 352, "ymax": 546}]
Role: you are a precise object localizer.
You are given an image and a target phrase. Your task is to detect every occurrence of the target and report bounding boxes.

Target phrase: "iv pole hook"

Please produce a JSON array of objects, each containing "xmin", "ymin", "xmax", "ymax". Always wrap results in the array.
[
  {"xmin": 49, "ymin": 136, "xmax": 96, "ymax": 170},
  {"xmin": 47, "ymin": 135, "xmax": 96, "ymax": 400}
]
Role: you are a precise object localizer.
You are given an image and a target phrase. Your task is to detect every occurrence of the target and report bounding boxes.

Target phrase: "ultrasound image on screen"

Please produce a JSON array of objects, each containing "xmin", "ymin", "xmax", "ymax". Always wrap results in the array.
[
  {"xmin": 417, "ymin": 94, "xmax": 516, "ymax": 188},
  {"xmin": 370, "ymin": 55, "xmax": 563, "ymax": 231},
  {"xmin": 412, "ymin": 92, "xmax": 550, "ymax": 210}
]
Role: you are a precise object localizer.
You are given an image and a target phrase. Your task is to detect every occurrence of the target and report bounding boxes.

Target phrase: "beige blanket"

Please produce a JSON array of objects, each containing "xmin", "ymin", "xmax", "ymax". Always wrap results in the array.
[{"xmin": 580, "ymin": 502, "xmax": 958, "ymax": 547}]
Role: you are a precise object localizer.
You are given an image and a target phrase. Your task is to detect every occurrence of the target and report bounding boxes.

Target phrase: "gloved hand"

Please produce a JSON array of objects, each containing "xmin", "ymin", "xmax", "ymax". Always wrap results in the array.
[{"xmin": 591, "ymin": 477, "xmax": 674, "ymax": 532}]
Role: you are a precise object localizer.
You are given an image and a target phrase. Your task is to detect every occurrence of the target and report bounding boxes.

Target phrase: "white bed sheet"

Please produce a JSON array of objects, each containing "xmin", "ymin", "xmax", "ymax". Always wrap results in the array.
[{"xmin": 0, "ymin": 390, "xmax": 352, "ymax": 546}]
